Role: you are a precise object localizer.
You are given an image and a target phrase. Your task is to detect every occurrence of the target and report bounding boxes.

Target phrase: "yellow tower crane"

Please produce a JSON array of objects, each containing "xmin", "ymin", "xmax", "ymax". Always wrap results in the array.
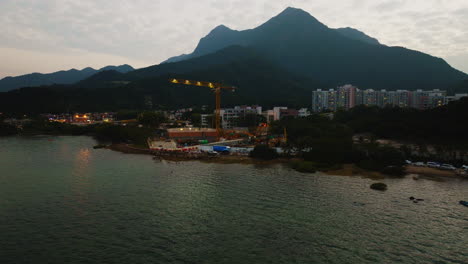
[{"xmin": 169, "ymin": 78, "xmax": 236, "ymax": 136}]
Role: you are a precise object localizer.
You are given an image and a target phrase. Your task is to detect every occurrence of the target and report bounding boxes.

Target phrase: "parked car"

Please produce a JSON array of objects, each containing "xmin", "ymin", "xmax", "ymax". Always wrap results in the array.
[
  {"xmin": 462, "ymin": 165, "xmax": 468, "ymax": 170},
  {"xmin": 207, "ymin": 151, "xmax": 219, "ymax": 156},
  {"xmin": 414, "ymin": 162, "xmax": 426, "ymax": 167},
  {"xmin": 405, "ymin": 160, "xmax": 412, "ymax": 165},
  {"xmin": 426, "ymin": 162, "xmax": 441, "ymax": 168},
  {"xmin": 440, "ymin": 164, "xmax": 456, "ymax": 171}
]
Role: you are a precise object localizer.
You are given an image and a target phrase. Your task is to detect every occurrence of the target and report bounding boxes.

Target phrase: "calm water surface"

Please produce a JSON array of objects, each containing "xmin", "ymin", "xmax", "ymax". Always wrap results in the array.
[{"xmin": 0, "ymin": 136, "xmax": 467, "ymax": 264}]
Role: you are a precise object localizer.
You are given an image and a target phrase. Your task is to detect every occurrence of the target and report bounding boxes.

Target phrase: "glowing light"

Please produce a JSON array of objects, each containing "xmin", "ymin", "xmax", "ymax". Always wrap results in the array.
[{"xmin": 171, "ymin": 79, "xmax": 178, "ymax": 83}]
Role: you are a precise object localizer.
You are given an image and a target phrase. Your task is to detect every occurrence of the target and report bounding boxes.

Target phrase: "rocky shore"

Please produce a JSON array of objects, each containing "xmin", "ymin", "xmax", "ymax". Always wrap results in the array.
[{"xmin": 105, "ymin": 144, "xmax": 467, "ymax": 179}]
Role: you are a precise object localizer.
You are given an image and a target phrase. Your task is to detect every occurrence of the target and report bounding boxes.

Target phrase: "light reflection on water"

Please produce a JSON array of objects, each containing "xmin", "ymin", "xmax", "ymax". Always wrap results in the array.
[{"xmin": 0, "ymin": 136, "xmax": 467, "ymax": 264}]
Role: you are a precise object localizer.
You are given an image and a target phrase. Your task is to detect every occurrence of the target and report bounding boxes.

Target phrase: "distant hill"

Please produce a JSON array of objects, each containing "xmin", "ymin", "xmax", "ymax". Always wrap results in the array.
[
  {"xmin": 163, "ymin": 7, "xmax": 466, "ymax": 90},
  {"xmin": 0, "ymin": 47, "xmax": 321, "ymax": 114},
  {"xmin": 0, "ymin": 64, "xmax": 134, "ymax": 92}
]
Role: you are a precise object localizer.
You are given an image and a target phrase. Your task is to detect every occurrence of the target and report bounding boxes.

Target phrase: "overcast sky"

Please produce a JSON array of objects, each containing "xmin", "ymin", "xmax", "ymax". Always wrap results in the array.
[{"xmin": 1, "ymin": 0, "xmax": 467, "ymax": 79}]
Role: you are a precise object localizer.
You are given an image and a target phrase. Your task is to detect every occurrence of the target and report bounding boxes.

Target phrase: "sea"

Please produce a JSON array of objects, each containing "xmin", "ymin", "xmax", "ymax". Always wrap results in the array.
[{"xmin": 0, "ymin": 136, "xmax": 466, "ymax": 264}]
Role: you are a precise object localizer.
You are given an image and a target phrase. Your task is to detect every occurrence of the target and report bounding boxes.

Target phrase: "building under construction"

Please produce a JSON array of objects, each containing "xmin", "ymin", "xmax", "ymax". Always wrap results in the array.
[{"xmin": 167, "ymin": 128, "xmax": 218, "ymax": 143}]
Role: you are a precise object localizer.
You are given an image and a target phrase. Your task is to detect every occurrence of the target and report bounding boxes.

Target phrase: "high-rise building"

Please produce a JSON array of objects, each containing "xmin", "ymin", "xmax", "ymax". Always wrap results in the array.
[
  {"xmin": 312, "ymin": 89, "xmax": 330, "ymax": 112},
  {"xmin": 312, "ymin": 87, "xmax": 457, "ymax": 112},
  {"xmin": 336, "ymin": 85, "xmax": 357, "ymax": 110},
  {"xmin": 411, "ymin": 89, "xmax": 446, "ymax": 110}
]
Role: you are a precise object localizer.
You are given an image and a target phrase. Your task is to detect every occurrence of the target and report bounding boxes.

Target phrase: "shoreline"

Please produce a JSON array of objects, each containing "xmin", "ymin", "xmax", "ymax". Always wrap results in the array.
[{"xmin": 106, "ymin": 143, "xmax": 467, "ymax": 180}]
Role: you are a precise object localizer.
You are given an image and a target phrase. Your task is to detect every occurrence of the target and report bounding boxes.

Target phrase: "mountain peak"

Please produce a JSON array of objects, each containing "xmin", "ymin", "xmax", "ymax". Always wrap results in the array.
[
  {"xmin": 281, "ymin": 7, "xmax": 310, "ymax": 15},
  {"xmin": 211, "ymin": 24, "xmax": 232, "ymax": 33},
  {"xmin": 262, "ymin": 7, "xmax": 324, "ymax": 29}
]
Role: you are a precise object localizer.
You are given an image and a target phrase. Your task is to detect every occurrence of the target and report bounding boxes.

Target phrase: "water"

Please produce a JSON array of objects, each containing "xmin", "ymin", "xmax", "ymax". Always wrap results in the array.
[{"xmin": 0, "ymin": 136, "xmax": 467, "ymax": 264}]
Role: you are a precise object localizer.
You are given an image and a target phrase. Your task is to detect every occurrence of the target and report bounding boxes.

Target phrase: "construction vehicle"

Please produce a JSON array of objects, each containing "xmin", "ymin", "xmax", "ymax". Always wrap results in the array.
[{"xmin": 169, "ymin": 78, "xmax": 236, "ymax": 137}]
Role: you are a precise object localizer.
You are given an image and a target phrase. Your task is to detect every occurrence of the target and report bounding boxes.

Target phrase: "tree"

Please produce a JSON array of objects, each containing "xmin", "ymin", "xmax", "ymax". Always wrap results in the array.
[
  {"xmin": 250, "ymin": 145, "xmax": 279, "ymax": 160},
  {"xmin": 137, "ymin": 111, "xmax": 166, "ymax": 128}
]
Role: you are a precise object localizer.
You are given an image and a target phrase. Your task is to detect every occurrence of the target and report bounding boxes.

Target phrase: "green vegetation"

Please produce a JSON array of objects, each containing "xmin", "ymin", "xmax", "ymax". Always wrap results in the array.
[
  {"xmin": 0, "ymin": 123, "xmax": 17, "ymax": 136},
  {"xmin": 0, "ymin": 118, "xmax": 153, "ymax": 147},
  {"xmin": 137, "ymin": 111, "xmax": 166, "ymax": 128},
  {"xmin": 93, "ymin": 124, "xmax": 153, "ymax": 147},
  {"xmin": 354, "ymin": 143, "xmax": 406, "ymax": 176},
  {"xmin": 289, "ymin": 160, "xmax": 317, "ymax": 173},
  {"xmin": 271, "ymin": 115, "xmax": 406, "ymax": 174},
  {"xmin": 249, "ymin": 145, "xmax": 279, "ymax": 160},
  {"xmin": 271, "ymin": 115, "xmax": 354, "ymax": 165},
  {"xmin": 289, "ymin": 160, "xmax": 342, "ymax": 173},
  {"xmin": 335, "ymin": 98, "xmax": 468, "ymax": 148}
]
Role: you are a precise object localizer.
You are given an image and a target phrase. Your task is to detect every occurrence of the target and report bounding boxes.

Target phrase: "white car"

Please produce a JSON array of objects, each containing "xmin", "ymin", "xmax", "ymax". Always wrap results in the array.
[
  {"xmin": 405, "ymin": 160, "xmax": 412, "ymax": 165},
  {"xmin": 414, "ymin": 162, "xmax": 425, "ymax": 167},
  {"xmin": 462, "ymin": 165, "xmax": 468, "ymax": 170},
  {"xmin": 440, "ymin": 164, "xmax": 456, "ymax": 171},
  {"xmin": 426, "ymin": 162, "xmax": 441, "ymax": 168}
]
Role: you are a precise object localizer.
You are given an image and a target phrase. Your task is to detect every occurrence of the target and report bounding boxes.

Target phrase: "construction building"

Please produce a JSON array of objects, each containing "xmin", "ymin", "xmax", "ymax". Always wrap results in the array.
[{"xmin": 167, "ymin": 128, "xmax": 218, "ymax": 142}]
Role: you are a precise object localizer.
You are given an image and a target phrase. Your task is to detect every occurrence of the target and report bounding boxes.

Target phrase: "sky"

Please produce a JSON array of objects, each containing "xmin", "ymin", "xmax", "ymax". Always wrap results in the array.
[{"xmin": 1, "ymin": 0, "xmax": 467, "ymax": 79}]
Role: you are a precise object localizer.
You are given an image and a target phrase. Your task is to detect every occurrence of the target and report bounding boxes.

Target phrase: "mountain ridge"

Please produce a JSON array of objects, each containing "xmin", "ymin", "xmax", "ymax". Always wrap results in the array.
[
  {"xmin": 0, "ymin": 64, "xmax": 134, "ymax": 92},
  {"xmin": 162, "ymin": 7, "xmax": 466, "ymax": 90}
]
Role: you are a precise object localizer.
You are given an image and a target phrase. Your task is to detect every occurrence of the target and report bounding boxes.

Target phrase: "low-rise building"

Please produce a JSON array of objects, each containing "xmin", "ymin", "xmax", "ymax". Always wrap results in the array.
[
  {"xmin": 279, "ymin": 108, "xmax": 299, "ymax": 119},
  {"xmin": 298, "ymin": 108, "xmax": 310, "ymax": 117}
]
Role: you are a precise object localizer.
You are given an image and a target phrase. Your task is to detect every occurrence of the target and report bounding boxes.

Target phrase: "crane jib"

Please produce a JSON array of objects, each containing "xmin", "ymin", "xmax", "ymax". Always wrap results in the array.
[{"xmin": 169, "ymin": 79, "xmax": 236, "ymax": 90}]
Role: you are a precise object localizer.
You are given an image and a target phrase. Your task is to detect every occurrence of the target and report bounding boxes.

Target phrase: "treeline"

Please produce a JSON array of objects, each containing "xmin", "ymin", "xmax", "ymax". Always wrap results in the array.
[
  {"xmin": 0, "ymin": 111, "xmax": 167, "ymax": 147},
  {"xmin": 269, "ymin": 115, "xmax": 406, "ymax": 175},
  {"xmin": 334, "ymin": 97, "xmax": 468, "ymax": 148}
]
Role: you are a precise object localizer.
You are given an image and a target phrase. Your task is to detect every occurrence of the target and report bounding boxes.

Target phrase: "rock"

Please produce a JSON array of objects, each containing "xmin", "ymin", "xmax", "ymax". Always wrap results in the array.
[
  {"xmin": 409, "ymin": 196, "xmax": 415, "ymax": 200},
  {"xmin": 370, "ymin": 182, "xmax": 387, "ymax": 191},
  {"xmin": 416, "ymin": 198, "xmax": 424, "ymax": 201}
]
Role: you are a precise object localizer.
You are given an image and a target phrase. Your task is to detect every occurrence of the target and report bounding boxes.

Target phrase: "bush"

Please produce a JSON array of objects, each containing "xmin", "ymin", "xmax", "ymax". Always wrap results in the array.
[
  {"xmin": 0, "ymin": 123, "xmax": 18, "ymax": 136},
  {"xmin": 370, "ymin": 182, "xmax": 387, "ymax": 191},
  {"xmin": 290, "ymin": 160, "xmax": 317, "ymax": 173},
  {"xmin": 250, "ymin": 145, "xmax": 279, "ymax": 160},
  {"xmin": 356, "ymin": 145, "xmax": 406, "ymax": 173}
]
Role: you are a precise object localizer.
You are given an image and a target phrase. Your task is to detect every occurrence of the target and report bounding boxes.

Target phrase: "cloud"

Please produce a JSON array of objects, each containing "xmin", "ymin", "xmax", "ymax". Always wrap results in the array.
[
  {"xmin": 374, "ymin": 0, "xmax": 406, "ymax": 12},
  {"xmin": 0, "ymin": 0, "xmax": 467, "ymax": 77}
]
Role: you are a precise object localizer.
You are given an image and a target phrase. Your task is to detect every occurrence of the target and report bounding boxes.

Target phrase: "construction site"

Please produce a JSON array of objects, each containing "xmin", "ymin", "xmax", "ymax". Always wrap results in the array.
[{"xmin": 147, "ymin": 79, "xmax": 287, "ymax": 158}]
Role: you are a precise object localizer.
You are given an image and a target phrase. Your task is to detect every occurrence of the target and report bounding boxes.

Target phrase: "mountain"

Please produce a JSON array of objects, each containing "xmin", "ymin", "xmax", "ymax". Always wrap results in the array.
[
  {"xmin": 0, "ymin": 47, "xmax": 321, "ymax": 114},
  {"xmin": 0, "ymin": 64, "xmax": 134, "ymax": 92},
  {"xmin": 1, "ymin": 7, "xmax": 468, "ymax": 114},
  {"xmin": 163, "ymin": 7, "xmax": 466, "ymax": 90},
  {"xmin": 335, "ymin": 27, "xmax": 380, "ymax": 45}
]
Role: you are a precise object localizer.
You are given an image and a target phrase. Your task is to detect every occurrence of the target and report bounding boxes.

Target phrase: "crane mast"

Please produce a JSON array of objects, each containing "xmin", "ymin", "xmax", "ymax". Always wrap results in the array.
[{"xmin": 169, "ymin": 78, "xmax": 236, "ymax": 137}]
